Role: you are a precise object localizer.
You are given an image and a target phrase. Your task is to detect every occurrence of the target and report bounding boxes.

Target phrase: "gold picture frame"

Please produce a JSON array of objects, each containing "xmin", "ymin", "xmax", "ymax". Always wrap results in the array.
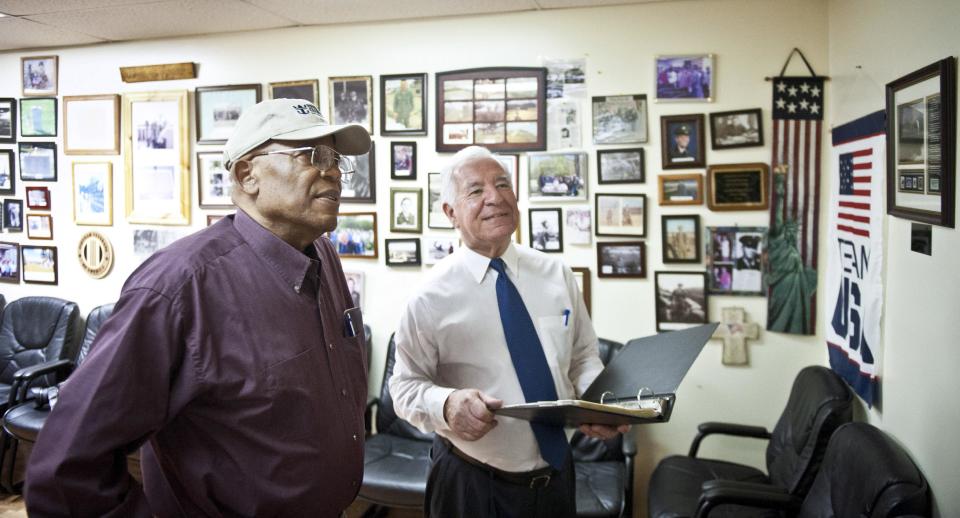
[
  {"xmin": 73, "ymin": 162, "xmax": 114, "ymax": 226},
  {"xmin": 64, "ymin": 94, "xmax": 121, "ymax": 155},
  {"xmin": 123, "ymin": 90, "xmax": 190, "ymax": 225},
  {"xmin": 706, "ymin": 163, "xmax": 769, "ymax": 211}
]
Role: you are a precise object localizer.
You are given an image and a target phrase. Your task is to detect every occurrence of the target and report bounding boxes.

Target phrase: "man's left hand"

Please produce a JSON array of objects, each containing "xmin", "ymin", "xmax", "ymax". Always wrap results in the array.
[{"xmin": 578, "ymin": 423, "xmax": 629, "ymax": 440}]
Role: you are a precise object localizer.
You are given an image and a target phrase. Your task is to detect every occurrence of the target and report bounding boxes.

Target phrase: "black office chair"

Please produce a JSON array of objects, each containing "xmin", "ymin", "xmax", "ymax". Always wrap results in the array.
[
  {"xmin": 648, "ymin": 365, "xmax": 853, "ymax": 518},
  {"xmin": 695, "ymin": 422, "xmax": 930, "ymax": 517},
  {"xmin": 0, "ymin": 294, "xmax": 5, "ymax": 314}
]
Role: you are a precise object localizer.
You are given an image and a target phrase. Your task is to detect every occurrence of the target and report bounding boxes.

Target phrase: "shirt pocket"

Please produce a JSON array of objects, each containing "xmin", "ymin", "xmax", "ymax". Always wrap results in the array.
[
  {"xmin": 265, "ymin": 347, "xmax": 325, "ymax": 440},
  {"xmin": 535, "ymin": 315, "xmax": 571, "ymax": 374}
]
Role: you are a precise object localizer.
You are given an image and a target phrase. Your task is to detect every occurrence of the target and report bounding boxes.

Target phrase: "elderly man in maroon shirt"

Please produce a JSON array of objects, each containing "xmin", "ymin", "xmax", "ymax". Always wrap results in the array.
[{"xmin": 25, "ymin": 99, "xmax": 371, "ymax": 517}]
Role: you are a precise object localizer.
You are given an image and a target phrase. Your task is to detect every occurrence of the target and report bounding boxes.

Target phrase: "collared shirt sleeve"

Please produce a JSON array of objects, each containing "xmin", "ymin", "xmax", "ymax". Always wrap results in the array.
[
  {"xmin": 389, "ymin": 293, "xmax": 455, "ymax": 434},
  {"xmin": 25, "ymin": 287, "xmax": 199, "ymax": 517},
  {"xmin": 564, "ymin": 266, "xmax": 604, "ymax": 398}
]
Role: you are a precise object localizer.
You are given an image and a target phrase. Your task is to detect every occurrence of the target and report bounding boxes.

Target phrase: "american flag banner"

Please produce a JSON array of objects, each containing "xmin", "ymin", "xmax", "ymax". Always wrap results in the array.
[
  {"xmin": 766, "ymin": 75, "xmax": 824, "ymax": 335},
  {"xmin": 825, "ymin": 111, "xmax": 884, "ymax": 406}
]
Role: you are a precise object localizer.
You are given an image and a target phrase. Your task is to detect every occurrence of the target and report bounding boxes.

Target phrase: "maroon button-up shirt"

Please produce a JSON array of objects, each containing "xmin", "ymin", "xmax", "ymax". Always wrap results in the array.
[{"xmin": 25, "ymin": 210, "xmax": 368, "ymax": 517}]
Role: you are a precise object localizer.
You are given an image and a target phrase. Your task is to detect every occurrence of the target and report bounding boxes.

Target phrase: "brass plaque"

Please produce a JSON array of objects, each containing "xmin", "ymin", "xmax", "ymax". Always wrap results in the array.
[{"xmin": 120, "ymin": 62, "xmax": 196, "ymax": 83}]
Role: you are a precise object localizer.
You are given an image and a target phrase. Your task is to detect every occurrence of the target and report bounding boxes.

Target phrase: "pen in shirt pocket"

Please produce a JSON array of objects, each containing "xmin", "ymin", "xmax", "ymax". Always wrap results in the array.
[{"xmin": 562, "ymin": 308, "xmax": 570, "ymax": 326}]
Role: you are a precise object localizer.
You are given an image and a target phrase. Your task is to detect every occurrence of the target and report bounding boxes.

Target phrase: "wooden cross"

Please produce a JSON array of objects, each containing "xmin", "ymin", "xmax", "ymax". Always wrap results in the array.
[{"xmin": 711, "ymin": 307, "xmax": 760, "ymax": 365}]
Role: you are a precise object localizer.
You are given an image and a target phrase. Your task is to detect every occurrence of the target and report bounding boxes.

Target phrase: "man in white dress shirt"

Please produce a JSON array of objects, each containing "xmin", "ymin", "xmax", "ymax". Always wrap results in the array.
[{"xmin": 390, "ymin": 146, "xmax": 626, "ymax": 517}]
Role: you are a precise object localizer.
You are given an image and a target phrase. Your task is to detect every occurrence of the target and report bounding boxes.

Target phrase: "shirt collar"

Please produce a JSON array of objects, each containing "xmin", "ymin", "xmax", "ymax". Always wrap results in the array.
[
  {"xmin": 233, "ymin": 209, "xmax": 318, "ymax": 293},
  {"xmin": 462, "ymin": 241, "xmax": 519, "ymax": 284}
]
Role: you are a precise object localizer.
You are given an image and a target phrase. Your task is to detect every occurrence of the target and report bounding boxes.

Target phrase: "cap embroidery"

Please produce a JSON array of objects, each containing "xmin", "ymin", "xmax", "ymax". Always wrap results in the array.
[{"xmin": 293, "ymin": 104, "xmax": 322, "ymax": 117}]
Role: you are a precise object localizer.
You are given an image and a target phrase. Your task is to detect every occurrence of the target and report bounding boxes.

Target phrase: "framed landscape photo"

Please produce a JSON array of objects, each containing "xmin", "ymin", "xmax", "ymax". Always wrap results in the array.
[
  {"xmin": 64, "ymin": 95, "xmax": 121, "ymax": 155},
  {"xmin": 655, "ymin": 271, "xmax": 708, "ymax": 331},
  {"xmin": 0, "ymin": 242, "xmax": 20, "ymax": 284},
  {"xmin": 342, "ymin": 142, "xmax": 375, "ymax": 203},
  {"xmin": 331, "ymin": 212, "xmax": 378, "ymax": 258},
  {"xmin": 0, "ymin": 98, "xmax": 16, "ymax": 143},
  {"xmin": 19, "ymin": 98, "xmax": 57, "ymax": 137},
  {"xmin": 710, "ymin": 108, "xmax": 763, "ymax": 149},
  {"xmin": 390, "ymin": 188, "xmax": 422, "ymax": 233},
  {"xmin": 269, "ymin": 79, "xmax": 319, "ymax": 104},
  {"xmin": 391, "ymin": 141, "xmax": 417, "ymax": 180},
  {"xmin": 26, "ymin": 214, "xmax": 53, "ymax": 240},
  {"xmin": 197, "ymin": 152, "xmax": 234, "ymax": 208},
  {"xmin": 571, "ymin": 267, "xmax": 591, "ymax": 315},
  {"xmin": 381, "ymin": 73, "xmax": 427, "ymax": 136},
  {"xmin": 654, "ymin": 54, "xmax": 714, "ymax": 102},
  {"xmin": 886, "ymin": 56, "xmax": 957, "ymax": 227},
  {"xmin": 73, "ymin": 162, "xmax": 113, "ymax": 226},
  {"xmin": 658, "ymin": 173, "xmax": 704, "ymax": 206},
  {"xmin": 661, "ymin": 214, "xmax": 701, "ymax": 264},
  {"xmin": 707, "ymin": 163, "xmax": 769, "ymax": 211},
  {"xmin": 436, "ymin": 67, "xmax": 547, "ymax": 152},
  {"xmin": 385, "ymin": 238, "xmax": 422, "ymax": 267},
  {"xmin": 19, "ymin": 142, "xmax": 57, "ymax": 181},
  {"xmin": 592, "ymin": 94, "xmax": 648, "ymax": 144},
  {"xmin": 597, "ymin": 241, "xmax": 645, "ymax": 278},
  {"xmin": 330, "ymin": 76, "xmax": 373, "ymax": 133},
  {"xmin": 595, "ymin": 193, "xmax": 646, "ymax": 237},
  {"xmin": 3, "ymin": 199, "xmax": 23, "ymax": 232},
  {"xmin": 597, "ymin": 148, "xmax": 644, "ymax": 184},
  {"xmin": 123, "ymin": 90, "xmax": 190, "ymax": 225},
  {"xmin": 528, "ymin": 152, "xmax": 587, "ymax": 201},
  {"xmin": 661, "ymin": 114, "xmax": 706, "ymax": 169},
  {"xmin": 21, "ymin": 245, "xmax": 57, "ymax": 285},
  {"xmin": 427, "ymin": 172, "xmax": 453, "ymax": 229},
  {"xmin": 0, "ymin": 150, "xmax": 15, "ymax": 195},
  {"xmin": 26, "ymin": 186, "xmax": 51, "ymax": 210},
  {"xmin": 195, "ymin": 84, "xmax": 261, "ymax": 144},
  {"xmin": 21, "ymin": 56, "xmax": 58, "ymax": 97},
  {"xmin": 529, "ymin": 208, "xmax": 563, "ymax": 253},
  {"xmin": 706, "ymin": 226, "xmax": 767, "ymax": 295}
]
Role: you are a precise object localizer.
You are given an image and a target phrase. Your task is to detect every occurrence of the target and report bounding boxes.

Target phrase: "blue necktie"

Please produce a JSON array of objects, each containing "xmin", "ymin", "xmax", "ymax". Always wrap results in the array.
[{"xmin": 489, "ymin": 258, "xmax": 568, "ymax": 470}]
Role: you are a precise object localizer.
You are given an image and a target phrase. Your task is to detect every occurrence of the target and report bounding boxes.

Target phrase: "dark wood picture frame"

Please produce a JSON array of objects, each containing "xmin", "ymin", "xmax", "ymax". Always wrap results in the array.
[
  {"xmin": 21, "ymin": 245, "xmax": 58, "ymax": 285},
  {"xmin": 329, "ymin": 76, "xmax": 374, "ymax": 133},
  {"xmin": 709, "ymin": 108, "xmax": 764, "ymax": 149},
  {"xmin": 658, "ymin": 173, "xmax": 704, "ymax": 206},
  {"xmin": 529, "ymin": 207, "xmax": 563, "ymax": 253},
  {"xmin": 597, "ymin": 148, "xmax": 645, "ymax": 184},
  {"xmin": 195, "ymin": 84, "xmax": 262, "ymax": 144},
  {"xmin": 333, "ymin": 212, "xmax": 378, "ymax": 259},
  {"xmin": 268, "ymin": 79, "xmax": 319, "ymax": 104},
  {"xmin": 2, "ymin": 199, "xmax": 23, "ymax": 232},
  {"xmin": 385, "ymin": 238, "xmax": 422, "ymax": 266},
  {"xmin": 705, "ymin": 226, "xmax": 767, "ymax": 296},
  {"xmin": 196, "ymin": 151, "xmax": 235, "ymax": 209},
  {"xmin": 26, "ymin": 213, "xmax": 53, "ymax": 240},
  {"xmin": 342, "ymin": 141, "xmax": 376, "ymax": 203},
  {"xmin": 596, "ymin": 241, "xmax": 646, "ymax": 278},
  {"xmin": 654, "ymin": 271, "xmax": 708, "ymax": 332},
  {"xmin": 0, "ymin": 98, "xmax": 17, "ymax": 143},
  {"xmin": 381, "ymin": 73, "xmax": 428, "ymax": 136},
  {"xmin": 0, "ymin": 242, "xmax": 20, "ymax": 284},
  {"xmin": 25, "ymin": 186, "xmax": 51, "ymax": 210},
  {"xmin": 435, "ymin": 67, "xmax": 547, "ymax": 153},
  {"xmin": 660, "ymin": 114, "xmax": 706, "ymax": 169},
  {"xmin": 571, "ymin": 267, "xmax": 592, "ymax": 315},
  {"xmin": 886, "ymin": 56, "xmax": 956, "ymax": 228},
  {"xmin": 0, "ymin": 150, "xmax": 15, "ymax": 195},
  {"xmin": 19, "ymin": 97, "xmax": 57, "ymax": 137},
  {"xmin": 595, "ymin": 193, "xmax": 646, "ymax": 237},
  {"xmin": 706, "ymin": 163, "xmax": 769, "ymax": 211},
  {"xmin": 390, "ymin": 141, "xmax": 417, "ymax": 180},
  {"xmin": 18, "ymin": 142, "xmax": 57, "ymax": 182},
  {"xmin": 661, "ymin": 214, "xmax": 701, "ymax": 264}
]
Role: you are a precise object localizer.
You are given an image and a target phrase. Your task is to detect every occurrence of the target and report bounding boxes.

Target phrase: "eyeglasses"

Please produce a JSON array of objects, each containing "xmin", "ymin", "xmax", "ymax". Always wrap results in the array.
[{"xmin": 249, "ymin": 144, "xmax": 355, "ymax": 178}]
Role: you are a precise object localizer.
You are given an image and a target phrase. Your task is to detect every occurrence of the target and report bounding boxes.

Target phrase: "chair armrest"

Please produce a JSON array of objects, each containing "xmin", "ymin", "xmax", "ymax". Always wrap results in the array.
[
  {"xmin": 364, "ymin": 397, "xmax": 380, "ymax": 436},
  {"xmin": 688, "ymin": 421, "xmax": 771, "ymax": 457},
  {"xmin": 7, "ymin": 359, "xmax": 75, "ymax": 407},
  {"xmin": 621, "ymin": 426, "xmax": 638, "ymax": 457},
  {"xmin": 694, "ymin": 480, "xmax": 800, "ymax": 518}
]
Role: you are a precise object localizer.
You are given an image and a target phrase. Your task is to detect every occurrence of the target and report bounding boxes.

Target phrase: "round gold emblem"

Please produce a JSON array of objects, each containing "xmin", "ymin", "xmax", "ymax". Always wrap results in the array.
[{"xmin": 77, "ymin": 231, "xmax": 114, "ymax": 279}]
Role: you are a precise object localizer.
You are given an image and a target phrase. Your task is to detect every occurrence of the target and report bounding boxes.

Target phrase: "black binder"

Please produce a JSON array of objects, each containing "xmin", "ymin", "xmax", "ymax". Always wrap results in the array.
[{"xmin": 494, "ymin": 323, "xmax": 719, "ymax": 427}]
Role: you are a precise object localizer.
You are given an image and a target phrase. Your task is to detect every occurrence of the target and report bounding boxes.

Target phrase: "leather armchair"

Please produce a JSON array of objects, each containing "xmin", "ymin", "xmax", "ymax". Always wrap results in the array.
[{"xmin": 648, "ymin": 365, "xmax": 853, "ymax": 518}]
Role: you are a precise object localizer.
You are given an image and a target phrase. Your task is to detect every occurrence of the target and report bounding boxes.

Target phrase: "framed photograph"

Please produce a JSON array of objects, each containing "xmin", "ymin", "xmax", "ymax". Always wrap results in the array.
[
  {"xmin": 597, "ymin": 241, "xmax": 645, "ymax": 278},
  {"xmin": 436, "ymin": 67, "xmax": 547, "ymax": 152},
  {"xmin": 342, "ymin": 141, "xmax": 375, "ymax": 203},
  {"xmin": 19, "ymin": 142, "xmax": 57, "ymax": 181},
  {"xmin": 390, "ymin": 188, "xmax": 422, "ymax": 233},
  {"xmin": 655, "ymin": 271, "xmax": 708, "ymax": 331},
  {"xmin": 597, "ymin": 148, "xmax": 644, "ymax": 184},
  {"xmin": 0, "ymin": 242, "xmax": 20, "ymax": 284},
  {"xmin": 423, "ymin": 236, "xmax": 458, "ymax": 265},
  {"xmin": 21, "ymin": 245, "xmax": 57, "ymax": 285},
  {"xmin": 26, "ymin": 214, "xmax": 53, "ymax": 240},
  {"xmin": 495, "ymin": 153, "xmax": 520, "ymax": 197},
  {"xmin": 390, "ymin": 142, "xmax": 417, "ymax": 180},
  {"xmin": 592, "ymin": 94, "xmax": 648, "ymax": 144},
  {"xmin": 886, "ymin": 57, "xmax": 956, "ymax": 227},
  {"xmin": 595, "ymin": 193, "xmax": 646, "ymax": 237},
  {"xmin": 706, "ymin": 226, "xmax": 767, "ymax": 295},
  {"xmin": 73, "ymin": 162, "xmax": 113, "ymax": 226},
  {"xmin": 427, "ymin": 172, "xmax": 453, "ymax": 230},
  {"xmin": 19, "ymin": 98, "xmax": 57, "ymax": 137},
  {"xmin": 21, "ymin": 56, "xmax": 58, "ymax": 97},
  {"xmin": 329, "ymin": 76, "xmax": 373, "ymax": 133},
  {"xmin": 654, "ymin": 54, "xmax": 714, "ymax": 102},
  {"xmin": 565, "ymin": 206, "xmax": 592, "ymax": 245},
  {"xmin": 658, "ymin": 173, "xmax": 704, "ymax": 206},
  {"xmin": 197, "ymin": 152, "xmax": 234, "ymax": 208},
  {"xmin": 0, "ymin": 150, "xmax": 15, "ymax": 195},
  {"xmin": 124, "ymin": 91, "xmax": 190, "ymax": 225},
  {"xmin": 2, "ymin": 199, "xmax": 23, "ymax": 232},
  {"xmin": 132, "ymin": 229, "xmax": 186, "ymax": 260},
  {"xmin": 529, "ymin": 208, "xmax": 563, "ymax": 253},
  {"xmin": 0, "ymin": 98, "xmax": 17, "ymax": 143},
  {"xmin": 528, "ymin": 152, "xmax": 588, "ymax": 201},
  {"xmin": 269, "ymin": 79, "xmax": 319, "ymax": 104},
  {"xmin": 26, "ymin": 186, "xmax": 51, "ymax": 210},
  {"xmin": 344, "ymin": 271, "xmax": 364, "ymax": 310},
  {"xmin": 206, "ymin": 214, "xmax": 227, "ymax": 226},
  {"xmin": 195, "ymin": 84, "xmax": 261, "ymax": 144},
  {"xmin": 661, "ymin": 214, "xmax": 701, "ymax": 264},
  {"xmin": 63, "ymin": 94, "xmax": 120, "ymax": 155},
  {"xmin": 710, "ymin": 108, "xmax": 763, "ymax": 149},
  {"xmin": 707, "ymin": 163, "xmax": 769, "ymax": 211},
  {"xmin": 571, "ymin": 267, "xmax": 591, "ymax": 315},
  {"xmin": 385, "ymin": 238, "xmax": 422, "ymax": 266},
  {"xmin": 331, "ymin": 212, "xmax": 378, "ymax": 258},
  {"xmin": 661, "ymin": 114, "xmax": 706, "ymax": 169},
  {"xmin": 381, "ymin": 73, "xmax": 427, "ymax": 136}
]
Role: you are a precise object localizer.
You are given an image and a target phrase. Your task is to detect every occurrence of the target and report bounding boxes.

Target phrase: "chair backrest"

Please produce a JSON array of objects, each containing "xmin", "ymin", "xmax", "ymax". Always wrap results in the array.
[
  {"xmin": 77, "ymin": 303, "xmax": 116, "ymax": 368},
  {"xmin": 0, "ymin": 294, "xmax": 5, "ymax": 314},
  {"xmin": 375, "ymin": 333, "xmax": 435, "ymax": 442},
  {"xmin": 572, "ymin": 337, "xmax": 625, "ymax": 463},
  {"xmin": 798, "ymin": 422, "xmax": 929, "ymax": 517},
  {"xmin": 0, "ymin": 296, "xmax": 81, "ymax": 384},
  {"xmin": 765, "ymin": 365, "xmax": 853, "ymax": 495}
]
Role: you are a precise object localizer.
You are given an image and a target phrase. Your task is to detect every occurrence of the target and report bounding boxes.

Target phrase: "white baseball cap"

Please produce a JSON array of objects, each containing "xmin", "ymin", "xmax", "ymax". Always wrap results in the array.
[{"xmin": 222, "ymin": 98, "xmax": 371, "ymax": 169}]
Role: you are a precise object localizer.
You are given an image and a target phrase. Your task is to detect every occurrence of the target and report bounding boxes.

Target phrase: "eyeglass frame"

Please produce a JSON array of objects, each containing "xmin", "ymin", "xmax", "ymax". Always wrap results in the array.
[{"xmin": 248, "ymin": 144, "xmax": 356, "ymax": 177}]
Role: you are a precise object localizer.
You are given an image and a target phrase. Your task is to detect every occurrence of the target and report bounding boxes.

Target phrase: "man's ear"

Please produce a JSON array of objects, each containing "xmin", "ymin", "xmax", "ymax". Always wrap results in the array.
[
  {"xmin": 232, "ymin": 159, "xmax": 259, "ymax": 195},
  {"xmin": 442, "ymin": 202, "xmax": 458, "ymax": 229}
]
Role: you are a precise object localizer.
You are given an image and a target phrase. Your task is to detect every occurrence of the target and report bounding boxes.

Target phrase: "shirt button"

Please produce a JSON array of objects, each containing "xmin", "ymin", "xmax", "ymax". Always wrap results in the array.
[
  {"xmin": 328, "ymin": 343, "xmax": 335, "ymax": 349},
  {"xmin": 341, "ymin": 388, "xmax": 348, "ymax": 396},
  {"xmin": 293, "ymin": 284, "xmax": 301, "ymax": 292},
  {"xmin": 352, "ymin": 434, "xmax": 358, "ymax": 441}
]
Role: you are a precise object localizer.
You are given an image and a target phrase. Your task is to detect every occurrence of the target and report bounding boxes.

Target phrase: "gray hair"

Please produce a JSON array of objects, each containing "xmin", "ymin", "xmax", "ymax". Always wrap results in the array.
[{"xmin": 439, "ymin": 146, "xmax": 510, "ymax": 208}]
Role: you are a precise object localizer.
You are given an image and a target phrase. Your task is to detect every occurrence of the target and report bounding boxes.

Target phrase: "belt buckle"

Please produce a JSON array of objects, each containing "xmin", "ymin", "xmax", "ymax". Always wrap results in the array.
[{"xmin": 529, "ymin": 474, "xmax": 551, "ymax": 489}]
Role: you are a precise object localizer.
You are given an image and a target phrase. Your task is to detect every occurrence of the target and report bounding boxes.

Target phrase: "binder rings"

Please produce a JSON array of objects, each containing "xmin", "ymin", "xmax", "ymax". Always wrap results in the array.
[{"xmin": 495, "ymin": 323, "xmax": 719, "ymax": 427}]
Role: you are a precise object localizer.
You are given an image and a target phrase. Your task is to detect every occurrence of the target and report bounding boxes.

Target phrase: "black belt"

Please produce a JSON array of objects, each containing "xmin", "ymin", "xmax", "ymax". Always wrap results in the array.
[{"xmin": 441, "ymin": 438, "xmax": 555, "ymax": 489}]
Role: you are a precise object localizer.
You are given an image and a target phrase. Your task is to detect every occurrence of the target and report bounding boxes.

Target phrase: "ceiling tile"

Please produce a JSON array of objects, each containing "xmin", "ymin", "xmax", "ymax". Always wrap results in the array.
[
  {"xmin": 0, "ymin": 0, "xmax": 150, "ymax": 16},
  {"xmin": 0, "ymin": 16, "xmax": 105, "ymax": 51},
  {"xmin": 534, "ymin": 0, "xmax": 668, "ymax": 7},
  {"xmin": 246, "ymin": 0, "xmax": 539, "ymax": 25}
]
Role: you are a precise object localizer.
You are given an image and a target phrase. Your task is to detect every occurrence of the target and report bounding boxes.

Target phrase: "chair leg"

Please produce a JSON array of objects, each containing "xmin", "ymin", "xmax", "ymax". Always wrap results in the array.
[
  {"xmin": 3, "ymin": 436, "xmax": 20, "ymax": 494},
  {"xmin": 360, "ymin": 504, "xmax": 389, "ymax": 518}
]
